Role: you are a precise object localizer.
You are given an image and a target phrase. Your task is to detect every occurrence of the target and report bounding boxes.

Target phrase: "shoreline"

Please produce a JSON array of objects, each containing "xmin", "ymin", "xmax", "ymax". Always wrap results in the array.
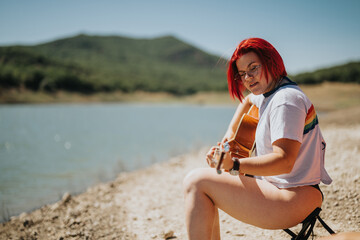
[
  {"xmin": 1, "ymin": 123, "xmax": 359, "ymax": 239},
  {"xmin": 0, "ymin": 89, "xmax": 237, "ymax": 106},
  {"xmin": 1, "ymin": 83, "xmax": 359, "ymax": 238},
  {"xmin": 1, "ymin": 104, "xmax": 358, "ymax": 223},
  {"xmin": 1, "ymin": 82, "xmax": 360, "ymax": 110}
]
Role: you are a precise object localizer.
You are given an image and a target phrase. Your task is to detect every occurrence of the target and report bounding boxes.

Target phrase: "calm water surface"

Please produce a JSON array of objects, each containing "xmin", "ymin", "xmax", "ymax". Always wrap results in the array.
[{"xmin": 0, "ymin": 103, "xmax": 235, "ymax": 221}]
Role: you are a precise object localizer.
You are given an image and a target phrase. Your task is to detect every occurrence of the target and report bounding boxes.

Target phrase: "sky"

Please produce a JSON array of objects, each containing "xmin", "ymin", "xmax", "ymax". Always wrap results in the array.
[{"xmin": 0, "ymin": 0, "xmax": 359, "ymax": 74}]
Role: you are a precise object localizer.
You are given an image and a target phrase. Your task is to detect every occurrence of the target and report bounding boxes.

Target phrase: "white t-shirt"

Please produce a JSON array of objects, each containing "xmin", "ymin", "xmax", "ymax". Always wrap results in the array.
[{"xmin": 250, "ymin": 78, "xmax": 332, "ymax": 188}]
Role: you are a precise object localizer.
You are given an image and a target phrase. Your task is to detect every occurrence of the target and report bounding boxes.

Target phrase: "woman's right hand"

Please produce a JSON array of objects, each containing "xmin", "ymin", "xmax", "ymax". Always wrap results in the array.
[{"xmin": 206, "ymin": 145, "xmax": 221, "ymax": 168}]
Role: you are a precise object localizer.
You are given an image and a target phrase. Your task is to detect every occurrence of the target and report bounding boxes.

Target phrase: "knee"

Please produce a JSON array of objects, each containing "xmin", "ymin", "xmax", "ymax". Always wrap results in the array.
[{"xmin": 182, "ymin": 168, "xmax": 209, "ymax": 197}]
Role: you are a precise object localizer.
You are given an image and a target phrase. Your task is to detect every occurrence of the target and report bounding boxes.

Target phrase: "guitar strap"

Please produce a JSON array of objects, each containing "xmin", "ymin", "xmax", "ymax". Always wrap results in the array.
[{"xmin": 216, "ymin": 152, "xmax": 225, "ymax": 174}]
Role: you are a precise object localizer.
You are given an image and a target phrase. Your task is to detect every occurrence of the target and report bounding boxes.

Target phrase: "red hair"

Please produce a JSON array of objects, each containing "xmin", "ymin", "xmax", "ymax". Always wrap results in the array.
[{"xmin": 227, "ymin": 38, "xmax": 287, "ymax": 101}]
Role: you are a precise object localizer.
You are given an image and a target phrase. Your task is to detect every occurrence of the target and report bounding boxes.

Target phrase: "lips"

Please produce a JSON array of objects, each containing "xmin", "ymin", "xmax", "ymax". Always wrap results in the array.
[{"xmin": 249, "ymin": 82, "xmax": 258, "ymax": 88}]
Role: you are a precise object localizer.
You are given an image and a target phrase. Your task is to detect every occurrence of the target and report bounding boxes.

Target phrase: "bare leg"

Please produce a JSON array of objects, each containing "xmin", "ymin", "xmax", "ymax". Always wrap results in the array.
[
  {"xmin": 183, "ymin": 168, "xmax": 322, "ymax": 240},
  {"xmin": 212, "ymin": 208, "xmax": 220, "ymax": 240},
  {"xmin": 183, "ymin": 170, "xmax": 216, "ymax": 239}
]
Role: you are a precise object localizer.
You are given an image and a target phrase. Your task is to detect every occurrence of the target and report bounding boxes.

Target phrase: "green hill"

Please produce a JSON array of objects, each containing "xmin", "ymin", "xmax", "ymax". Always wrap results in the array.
[
  {"xmin": 0, "ymin": 34, "xmax": 228, "ymax": 95},
  {"xmin": 291, "ymin": 61, "xmax": 360, "ymax": 84},
  {"xmin": 0, "ymin": 34, "xmax": 359, "ymax": 97}
]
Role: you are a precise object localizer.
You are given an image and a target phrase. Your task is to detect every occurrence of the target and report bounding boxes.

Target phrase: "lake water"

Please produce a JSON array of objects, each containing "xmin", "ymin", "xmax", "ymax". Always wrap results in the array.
[{"xmin": 0, "ymin": 103, "xmax": 235, "ymax": 221}]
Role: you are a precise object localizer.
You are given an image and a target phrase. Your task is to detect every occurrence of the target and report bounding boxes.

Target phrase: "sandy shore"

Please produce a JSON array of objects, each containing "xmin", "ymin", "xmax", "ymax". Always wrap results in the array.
[{"xmin": 1, "ymin": 118, "xmax": 359, "ymax": 239}]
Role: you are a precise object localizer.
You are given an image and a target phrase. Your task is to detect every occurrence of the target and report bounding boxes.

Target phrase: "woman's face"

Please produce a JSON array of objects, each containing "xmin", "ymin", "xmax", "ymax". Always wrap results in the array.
[{"xmin": 235, "ymin": 52, "xmax": 275, "ymax": 95}]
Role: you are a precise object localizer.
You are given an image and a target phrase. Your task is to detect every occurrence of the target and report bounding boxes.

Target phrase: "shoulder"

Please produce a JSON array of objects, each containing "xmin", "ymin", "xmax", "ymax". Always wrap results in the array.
[{"xmin": 271, "ymin": 85, "xmax": 311, "ymax": 110}]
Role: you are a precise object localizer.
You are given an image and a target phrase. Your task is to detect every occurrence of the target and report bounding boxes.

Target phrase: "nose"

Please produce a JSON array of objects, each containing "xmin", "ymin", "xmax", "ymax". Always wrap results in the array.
[{"xmin": 243, "ymin": 72, "xmax": 253, "ymax": 81}]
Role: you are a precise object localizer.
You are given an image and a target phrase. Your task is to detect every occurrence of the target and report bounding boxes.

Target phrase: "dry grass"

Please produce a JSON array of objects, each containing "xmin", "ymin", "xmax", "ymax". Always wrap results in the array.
[{"xmin": 300, "ymin": 82, "xmax": 360, "ymax": 111}]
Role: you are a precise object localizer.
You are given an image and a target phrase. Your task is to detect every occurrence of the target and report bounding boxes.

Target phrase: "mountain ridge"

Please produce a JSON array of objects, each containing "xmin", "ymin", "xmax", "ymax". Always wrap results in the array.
[
  {"xmin": 0, "ymin": 34, "xmax": 228, "ymax": 95},
  {"xmin": 0, "ymin": 34, "xmax": 359, "ymax": 96}
]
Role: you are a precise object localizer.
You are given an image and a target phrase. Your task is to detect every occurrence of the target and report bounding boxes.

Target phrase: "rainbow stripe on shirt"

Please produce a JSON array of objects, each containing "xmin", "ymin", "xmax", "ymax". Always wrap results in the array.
[{"xmin": 304, "ymin": 104, "xmax": 318, "ymax": 134}]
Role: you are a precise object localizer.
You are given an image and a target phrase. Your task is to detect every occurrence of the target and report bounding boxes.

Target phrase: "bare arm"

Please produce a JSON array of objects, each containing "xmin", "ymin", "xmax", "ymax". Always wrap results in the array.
[
  {"xmin": 221, "ymin": 138, "xmax": 301, "ymax": 176},
  {"xmin": 222, "ymin": 95, "xmax": 253, "ymax": 144}
]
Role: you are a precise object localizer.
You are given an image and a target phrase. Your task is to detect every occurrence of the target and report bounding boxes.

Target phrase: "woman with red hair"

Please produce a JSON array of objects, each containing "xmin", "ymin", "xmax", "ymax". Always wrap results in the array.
[{"xmin": 183, "ymin": 38, "xmax": 332, "ymax": 239}]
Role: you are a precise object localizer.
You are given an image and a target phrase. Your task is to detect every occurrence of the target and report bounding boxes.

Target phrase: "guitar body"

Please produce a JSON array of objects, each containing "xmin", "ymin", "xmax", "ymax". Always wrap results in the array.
[{"xmin": 227, "ymin": 105, "xmax": 259, "ymax": 159}]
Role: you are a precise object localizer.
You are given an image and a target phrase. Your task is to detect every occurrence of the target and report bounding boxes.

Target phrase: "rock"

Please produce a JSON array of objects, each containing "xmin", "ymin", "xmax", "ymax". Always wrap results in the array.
[
  {"xmin": 67, "ymin": 207, "xmax": 81, "ymax": 218},
  {"xmin": 162, "ymin": 230, "xmax": 174, "ymax": 239},
  {"xmin": 18, "ymin": 212, "xmax": 28, "ymax": 220},
  {"xmin": 235, "ymin": 233, "xmax": 246, "ymax": 237},
  {"xmin": 23, "ymin": 219, "xmax": 33, "ymax": 228},
  {"xmin": 62, "ymin": 192, "xmax": 72, "ymax": 203},
  {"xmin": 354, "ymin": 175, "xmax": 360, "ymax": 182},
  {"xmin": 51, "ymin": 202, "xmax": 61, "ymax": 211}
]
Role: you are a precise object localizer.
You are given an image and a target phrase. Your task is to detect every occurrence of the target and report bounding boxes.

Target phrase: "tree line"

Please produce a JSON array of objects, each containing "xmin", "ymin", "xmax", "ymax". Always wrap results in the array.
[{"xmin": 0, "ymin": 35, "xmax": 359, "ymax": 96}]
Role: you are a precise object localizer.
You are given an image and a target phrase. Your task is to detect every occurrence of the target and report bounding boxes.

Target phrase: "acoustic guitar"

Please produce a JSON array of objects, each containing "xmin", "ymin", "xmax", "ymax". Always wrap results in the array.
[
  {"xmin": 216, "ymin": 105, "xmax": 259, "ymax": 173},
  {"xmin": 227, "ymin": 104, "xmax": 259, "ymax": 158}
]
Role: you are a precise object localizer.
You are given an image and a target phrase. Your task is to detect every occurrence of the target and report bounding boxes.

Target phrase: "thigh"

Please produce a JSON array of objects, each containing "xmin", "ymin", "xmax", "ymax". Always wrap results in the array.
[{"xmin": 194, "ymin": 168, "xmax": 322, "ymax": 229}]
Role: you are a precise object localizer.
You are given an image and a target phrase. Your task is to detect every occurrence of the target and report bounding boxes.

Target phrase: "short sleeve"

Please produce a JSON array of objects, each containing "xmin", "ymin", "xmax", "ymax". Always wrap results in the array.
[
  {"xmin": 249, "ymin": 93, "xmax": 263, "ymax": 108},
  {"xmin": 269, "ymin": 104, "xmax": 306, "ymax": 144}
]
